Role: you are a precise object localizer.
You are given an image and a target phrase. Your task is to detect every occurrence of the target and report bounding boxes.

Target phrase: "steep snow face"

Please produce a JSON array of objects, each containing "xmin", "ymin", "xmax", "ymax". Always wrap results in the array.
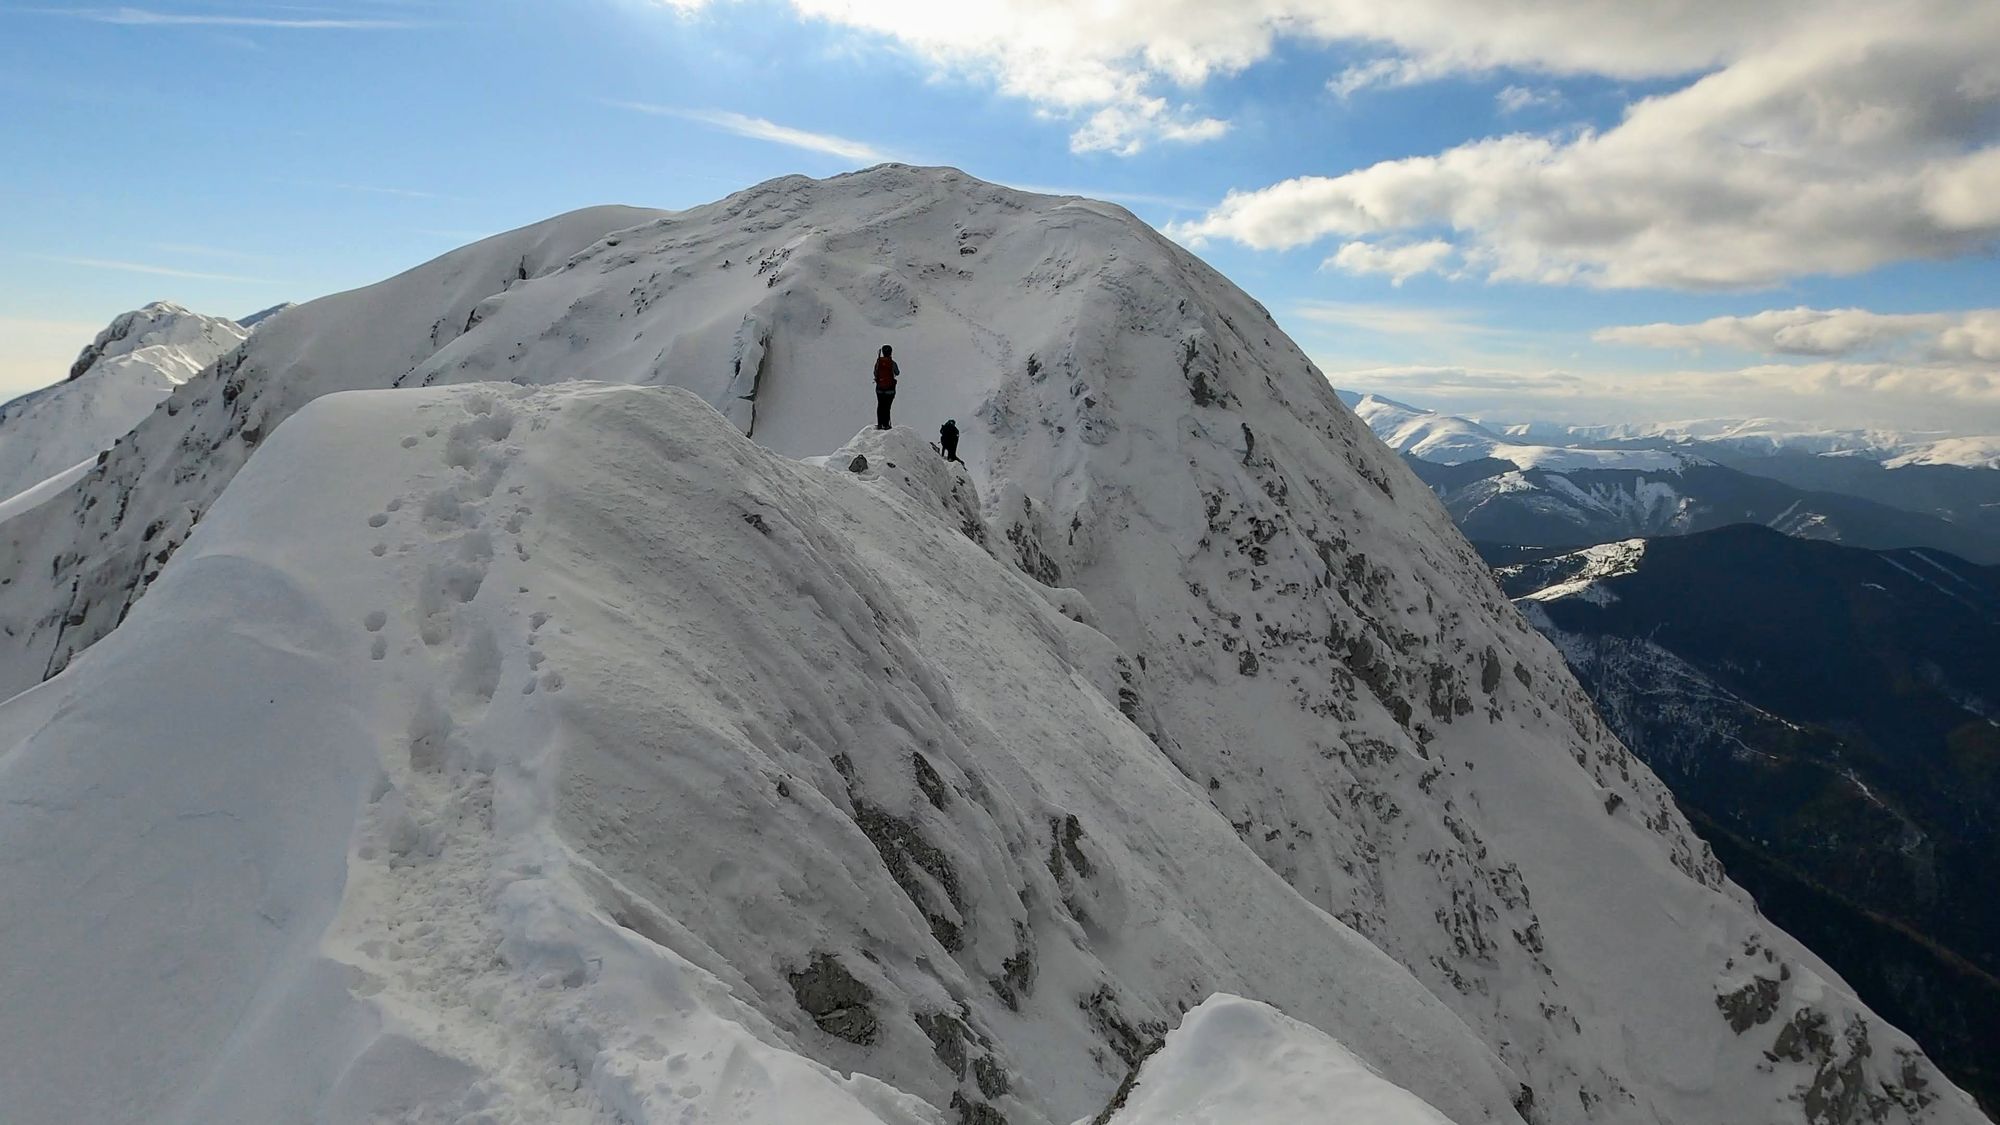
[
  {"xmin": 0, "ymin": 384, "xmax": 1523, "ymax": 1125},
  {"xmin": 0, "ymin": 301, "xmax": 247, "ymax": 505},
  {"xmin": 1096, "ymin": 995, "xmax": 1463, "ymax": 1125},
  {"xmin": 0, "ymin": 167, "xmax": 1982, "ymax": 1125}
]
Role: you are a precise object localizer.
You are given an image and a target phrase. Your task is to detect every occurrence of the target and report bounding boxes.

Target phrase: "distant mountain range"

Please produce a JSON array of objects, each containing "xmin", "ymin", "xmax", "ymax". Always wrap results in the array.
[
  {"xmin": 1497, "ymin": 415, "xmax": 2000, "ymax": 469},
  {"xmin": 1343, "ymin": 392, "xmax": 2000, "ymax": 564},
  {"xmin": 1492, "ymin": 526, "xmax": 2000, "ymax": 1114}
]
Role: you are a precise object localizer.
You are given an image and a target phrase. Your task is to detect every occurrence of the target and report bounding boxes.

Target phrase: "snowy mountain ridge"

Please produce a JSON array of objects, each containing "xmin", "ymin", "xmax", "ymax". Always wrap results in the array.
[
  {"xmin": 1342, "ymin": 392, "xmax": 1702, "ymax": 473},
  {"xmin": 0, "ymin": 300, "xmax": 247, "ymax": 508},
  {"xmin": 1344, "ymin": 390, "xmax": 2000, "ymax": 560},
  {"xmin": 1498, "ymin": 415, "xmax": 2000, "ymax": 470},
  {"xmin": 0, "ymin": 166, "xmax": 1984, "ymax": 1125}
]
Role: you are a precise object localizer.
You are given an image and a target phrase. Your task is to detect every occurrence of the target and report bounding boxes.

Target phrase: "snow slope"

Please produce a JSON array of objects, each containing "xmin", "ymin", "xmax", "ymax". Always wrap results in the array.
[
  {"xmin": 0, "ymin": 383, "xmax": 1523, "ymax": 1125},
  {"xmin": 0, "ymin": 301, "xmax": 246, "ymax": 504},
  {"xmin": 0, "ymin": 166, "xmax": 1982, "ymax": 1125}
]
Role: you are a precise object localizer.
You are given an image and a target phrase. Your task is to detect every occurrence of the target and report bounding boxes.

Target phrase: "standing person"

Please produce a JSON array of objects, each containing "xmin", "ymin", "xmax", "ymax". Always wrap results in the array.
[
  {"xmin": 939, "ymin": 419, "xmax": 959, "ymax": 462},
  {"xmin": 872, "ymin": 344, "xmax": 899, "ymax": 430}
]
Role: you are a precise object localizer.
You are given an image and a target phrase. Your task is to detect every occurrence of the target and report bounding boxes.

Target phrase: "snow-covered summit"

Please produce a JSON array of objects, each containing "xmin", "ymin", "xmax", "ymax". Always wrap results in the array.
[
  {"xmin": 0, "ymin": 166, "xmax": 1983, "ymax": 1124},
  {"xmin": 0, "ymin": 300, "xmax": 246, "ymax": 510},
  {"xmin": 61, "ymin": 299, "xmax": 242, "ymax": 383}
]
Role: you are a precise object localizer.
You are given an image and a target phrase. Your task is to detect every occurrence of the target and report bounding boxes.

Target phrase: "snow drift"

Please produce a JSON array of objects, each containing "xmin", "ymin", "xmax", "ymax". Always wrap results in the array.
[{"xmin": 0, "ymin": 166, "xmax": 1984, "ymax": 1125}]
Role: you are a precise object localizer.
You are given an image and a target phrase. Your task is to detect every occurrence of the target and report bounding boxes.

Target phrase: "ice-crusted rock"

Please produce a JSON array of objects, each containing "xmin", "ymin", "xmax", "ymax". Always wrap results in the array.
[{"xmin": 0, "ymin": 167, "xmax": 1984, "ymax": 1125}]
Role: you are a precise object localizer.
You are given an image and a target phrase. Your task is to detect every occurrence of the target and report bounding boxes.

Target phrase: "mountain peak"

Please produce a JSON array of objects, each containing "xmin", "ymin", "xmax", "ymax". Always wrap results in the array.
[{"xmin": 0, "ymin": 171, "xmax": 1985, "ymax": 1124}]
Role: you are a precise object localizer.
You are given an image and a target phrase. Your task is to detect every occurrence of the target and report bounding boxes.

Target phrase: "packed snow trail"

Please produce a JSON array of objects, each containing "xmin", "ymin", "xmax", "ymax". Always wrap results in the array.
[
  {"xmin": 0, "ymin": 383, "xmax": 1525, "ymax": 1125},
  {"xmin": 0, "ymin": 166, "xmax": 1983, "ymax": 1125}
]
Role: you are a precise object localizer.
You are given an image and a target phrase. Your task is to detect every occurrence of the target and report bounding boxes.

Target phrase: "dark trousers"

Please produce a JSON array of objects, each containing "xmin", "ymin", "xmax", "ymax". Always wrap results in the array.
[
  {"xmin": 876, "ymin": 389, "xmax": 895, "ymax": 430},
  {"xmin": 942, "ymin": 436, "xmax": 958, "ymax": 461}
]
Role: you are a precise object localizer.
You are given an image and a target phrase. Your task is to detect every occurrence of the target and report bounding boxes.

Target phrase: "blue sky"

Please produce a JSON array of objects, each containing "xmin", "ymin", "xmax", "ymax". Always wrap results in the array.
[{"xmin": 4, "ymin": 0, "xmax": 1997, "ymax": 431}]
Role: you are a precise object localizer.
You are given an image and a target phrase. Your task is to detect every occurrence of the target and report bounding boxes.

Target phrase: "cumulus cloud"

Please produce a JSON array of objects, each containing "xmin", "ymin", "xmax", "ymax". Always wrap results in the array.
[
  {"xmin": 1598, "ymin": 306, "xmax": 2000, "ymax": 362},
  {"xmin": 655, "ymin": 0, "xmax": 1871, "ymax": 155},
  {"xmin": 1326, "ymin": 239, "xmax": 1457, "ymax": 284},
  {"xmin": 1171, "ymin": 0, "xmax": 2000, "ymax": 287},
  {"xmin": 648, "ymin": 1, "xmax": 1996, "ymax": 281}
]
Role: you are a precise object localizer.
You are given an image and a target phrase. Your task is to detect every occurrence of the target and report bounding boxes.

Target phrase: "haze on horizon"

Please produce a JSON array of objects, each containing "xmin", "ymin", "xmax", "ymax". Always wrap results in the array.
[{"xmin": 3, "ymin": 0, "xmax": 1996, "ymax": 434}]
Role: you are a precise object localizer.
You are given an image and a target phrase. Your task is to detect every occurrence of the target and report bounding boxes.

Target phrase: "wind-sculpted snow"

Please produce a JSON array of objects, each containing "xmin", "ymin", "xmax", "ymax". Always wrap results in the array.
[
  {"xmin": 1095, "ymin": 994, "xmax": 1464, "ymax": 1125},
  {"xmin": 0, "ymin": 384, "xmax": 1524, "ymax": 1124},
  {"xmin": 0, "ymin": 167, "xmax": 1984, "ymax": 1125}
]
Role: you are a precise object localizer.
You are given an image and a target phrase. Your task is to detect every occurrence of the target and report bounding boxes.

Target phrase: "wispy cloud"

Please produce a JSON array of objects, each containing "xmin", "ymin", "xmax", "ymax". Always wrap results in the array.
[
  {"xmin": 1294, "ymin": 301, "xmax": 1494, "ymax": 339},
  {"xmin": 273, "ymin": 177, "xmax": 467, "ymax": 202},
  {"xmin": 1494, "ymin": 84, "xmax": 1562, "ymax": 114},
  {"xmin": 34, "ymin": 255, "xmax": 272, "ymax": 283},
  {"xmin": 605, "ymin": 101, "xmax": 890, "ymax": 163},
  {"xmin": 39, "ymin": 7, "xmax": 426, "ymax": 29},
  {"xmin": 152, "ymin": 241, "xmax": 269, "ymax": 262},
  {"xmin": 329, "ymin": 181, "xmax": 457, "ymax": 200}
]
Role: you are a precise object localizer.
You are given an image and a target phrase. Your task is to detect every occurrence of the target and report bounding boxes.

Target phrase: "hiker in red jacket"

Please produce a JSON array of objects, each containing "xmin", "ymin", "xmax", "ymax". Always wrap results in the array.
[{"xmin": 873, "ymin": 344, "xmax": 899, "ymax": 430}]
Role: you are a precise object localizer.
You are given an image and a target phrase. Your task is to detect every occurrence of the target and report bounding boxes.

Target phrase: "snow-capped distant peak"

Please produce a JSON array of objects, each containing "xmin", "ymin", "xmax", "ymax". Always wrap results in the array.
[
  {"xmin": 65, "ymin": 300, "xmax": 244, "ymax": 382},
  {"xmin": 0, "ymin": 301, "xmax": 247, "ymax": 511},
  {"xmin": 1346, "ymin": 392, "xmax": 1696, "ymax": 473},
  {"xmin": 1502, "ymin": 414, "xmax": 2000, "ymax": 468},
  {"xmin": 1885, "ymin": 436, "xmax": 2000, "ymax": 470}
]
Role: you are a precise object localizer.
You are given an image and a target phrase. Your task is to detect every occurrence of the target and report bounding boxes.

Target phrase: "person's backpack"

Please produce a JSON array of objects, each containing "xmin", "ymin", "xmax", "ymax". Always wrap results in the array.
[{"xmin": 873, "ymin": 354, "xmax": 897, "ymax": 391}]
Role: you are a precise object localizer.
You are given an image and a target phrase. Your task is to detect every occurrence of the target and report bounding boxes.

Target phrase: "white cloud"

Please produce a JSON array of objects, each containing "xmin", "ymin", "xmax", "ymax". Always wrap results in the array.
[
  {"xmin": 1167, "ymin": 0, "xmax": 2000, "ymax": 287},
  {"xmin": 1070, "ymin": 100, "xmax": 1228, "ymax": 156},
  {"xmin": 606, "ymin": 101, "xmax": 890, "ymax": 162},
  {"xmin": 1293, "ymin": 301, "xmax": 1488, "ymax": 338},
  {"xmin": 1494, "ymin": 85, "xmax": 1560, "ymax": 113},
  {"xmin": 1598, "ymin": 306, "xmax": 2000, "ymax": 362},
  {"xmin": 1325, "ymin": 239, "xmax": 1456, "ymax": 284},
  {"xmin": 1329, "ymin": 57, "xmax": 1451, "ymax": 98},
  {"xmin": 651, "ymin": 0, "xmax": 1910, "ymax": 155}
]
